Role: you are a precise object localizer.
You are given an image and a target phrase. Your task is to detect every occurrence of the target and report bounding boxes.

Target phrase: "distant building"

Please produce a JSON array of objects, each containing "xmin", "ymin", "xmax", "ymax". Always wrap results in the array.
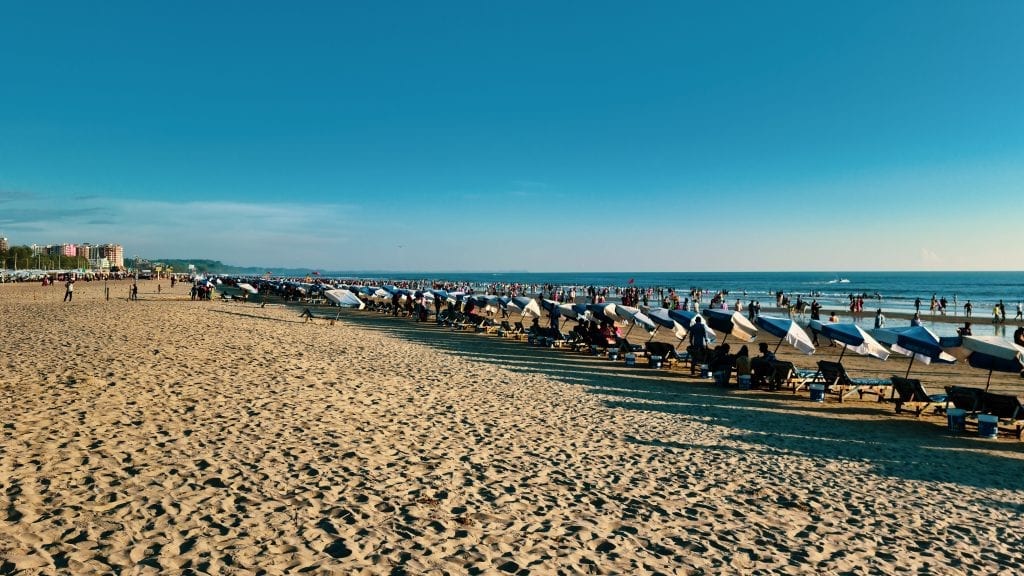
[
  {"xmin": 0, "ymin": 237, "xmax": 8, "ymax": 252},
  {"xmin": 89, "ymin": 257, "xmax": 110, "ymax": 271},
  {"xmin": 98, "ymin": 244, "xmax": 124, "ymax": 269},
  {"xmin": 31, "ymin": 244, "xmax": 46, "ymax": 256},
  {"xmin": 76, "ymin": 243, "xmax": 91, "ymax": 260}
]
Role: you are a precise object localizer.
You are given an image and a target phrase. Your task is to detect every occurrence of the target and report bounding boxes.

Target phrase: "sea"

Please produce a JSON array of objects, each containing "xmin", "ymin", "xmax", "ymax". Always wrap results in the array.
[{"xmin": 334, "ymin": 271, "xmax": 1024, "ymax": 339}]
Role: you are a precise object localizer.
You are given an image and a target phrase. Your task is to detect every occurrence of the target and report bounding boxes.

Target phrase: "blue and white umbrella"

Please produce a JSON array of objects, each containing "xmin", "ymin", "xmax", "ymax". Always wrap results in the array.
[
  {"xmin": 878, "ymin": 325, "xmax": 955, "ymax": 377},
  {"xmin": 701, "ymin": 309, "xmax": 758, "ymax": 344},
  {"xmin": 612, "ymin": 305, "xmax": 657, "ymax": 337},
  {"xmin": 754, "ymin": 315, "xmax": 815, "ymax": 354},
  {"xmin": 945, "ymin": 335, "xmax": 1024, "ymax": 391},
  {"xmin": 816, "ymin": 322, "xmax": 889, "ymax": 361}
]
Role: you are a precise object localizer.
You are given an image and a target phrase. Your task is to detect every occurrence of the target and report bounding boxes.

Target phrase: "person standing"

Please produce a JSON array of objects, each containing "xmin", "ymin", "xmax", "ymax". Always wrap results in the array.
[
  {"xmin": 63, "ymin": 278, "xmax": 74, "ymax": 302},
  {"xmin": 998, "ymin": 300, "xmax": 1006, "ymax": 323},
  {"xmin": 1016, "ymin": 302, "xmax": 1023, "ymax": 321},
  {"xmin": 689, "ymin": 317, "xmax": 709, "ymax": 353},
  {"xmin": 964, "ymin": 300, "xmax": 973, "ymax": 317},
  {"xmin": 914, "ymin": 297, "xmax": 921, "ymax": 313},
  {"xmin": 874, "ymin": 309, "xmax": 886, "ymax": 329}
]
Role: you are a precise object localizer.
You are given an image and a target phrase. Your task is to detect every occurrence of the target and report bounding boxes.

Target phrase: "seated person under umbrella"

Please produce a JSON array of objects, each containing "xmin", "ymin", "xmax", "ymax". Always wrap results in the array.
[{"xmin": 751, "ymin": 342, "xmax": 778, "ymax": 389}]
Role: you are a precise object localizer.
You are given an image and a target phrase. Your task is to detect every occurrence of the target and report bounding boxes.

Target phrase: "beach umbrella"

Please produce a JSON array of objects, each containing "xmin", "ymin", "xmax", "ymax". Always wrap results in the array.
[
  {"xmin": 668, "ymin": 309, "xmax": 703, "ymax": 328},
  {"xmin": 945, "ymin": 335, "xmax": 1024, "ymax": 391},
  {"xmin": 754, "ymin": 315, "xmax": 815, "ymax": 354},
  {"xmin": 886, "ymin": 325, "xmax": 956, "ymax": 377},
  {"xmin": 586, "ymin": 303, "xmax": 617, "ymax": 324},
  {"xmin": 510, "ymin": 297, "xmax": 542, "ymax": 319},
  {"xmin": 701, "ymin": 309, "xmax": 758, "ymax": 344},
  {"xmin": 612, "ymin": 305, "xmax": 657, "ymax": 337},
  {"xmin": 818, "ymin": 322, "xmax": 890, "ymax": 362},
  {"xmin": 237, "ymin": 282, "xmax": 258, "ymax": 295},
  {"xmin": 647, "ymin": 308, "xmax": 689, "ymax": 344},
  {"xmin": 324, "ymin": 289, "xmax": 365, "ymax": 310}
]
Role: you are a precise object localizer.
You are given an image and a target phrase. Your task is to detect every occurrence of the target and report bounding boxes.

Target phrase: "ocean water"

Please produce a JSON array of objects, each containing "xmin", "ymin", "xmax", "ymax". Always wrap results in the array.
[{"xmin": 368, "ymin": 271, "xmax": 1024, "ymax": 311}]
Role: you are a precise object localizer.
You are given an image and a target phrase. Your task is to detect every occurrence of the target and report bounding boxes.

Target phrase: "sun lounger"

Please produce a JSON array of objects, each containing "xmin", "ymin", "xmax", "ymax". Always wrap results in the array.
[
  {"xmin": 943, "ymin": 386, "xmax": 985, "ymax": 415},
  {"xmin": 762, "ymin": 360, "xmax": 807, "ymax": 392},
  {"xmin": 890, "ymin": 376, "xmax": 947, "ymax": 417},
  {"xmin": 980, "ymin": 392, "xmax": 1024, "ymax": 440},
  {"xmin": 814, "ymin": 360, "xmax": 892, "ymax": 402}
]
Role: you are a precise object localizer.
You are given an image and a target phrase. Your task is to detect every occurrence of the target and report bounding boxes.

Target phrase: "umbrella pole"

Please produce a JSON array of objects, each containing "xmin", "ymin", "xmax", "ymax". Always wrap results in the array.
[
  {"xmin": 837, "ymin": 346, "xmax": 846, "ymax": 363},
  {"xmin": 625, "ymin": 324, "xmax": 634, "ymax": 338},
  {"xmin": 985, "ymin": 369, "xmax": 993, "ymax": 392},
  {"xmin": 774, "ymin": 339, "xmax": 783, "ymax": 354},
  {"xmin": 647, "ymin": 327, "xmax": 658, "ymax": 343},
  {"xmin": 904, "ymin": 355, "xmax": 915, "ymax": 378}
]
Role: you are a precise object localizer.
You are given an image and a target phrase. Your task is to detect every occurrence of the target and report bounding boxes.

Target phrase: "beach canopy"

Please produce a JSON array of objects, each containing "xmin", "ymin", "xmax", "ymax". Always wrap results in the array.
[
  {"xmin": 648, "ymin": 308, "xmax": 688, "ymax": 337},
  {"xmin": 667, "ymin": 309, "xmax": 703, "ymax": 327},
  {"xmin": 586, "ymin": 303, "xmax": 617, "ymax": 324},
  {"xmin": 237, "ymin": 282, "xmax": 258, "ymax": 295},
  {"xmin": 944, "ymin": 335, "xmax": 1024, "ymax": 390},
  {"xmin": 701, "ymin": 309, "xmax": 758, "ymax": 343},
  {"xmin": 509, "ymin": 296, "xmax": 543, "ymax": 318},
  {"xmin": 613, "ymin": 305, "xmax": 657, "ymax": 333},
  {"xmin": 324, "ymin": 289, "xmax": 365, "ymax": 310},
  {"xmin": 891, "ymin": 325, "xmax": 956, "ymax": 376},
  {"xmin": 816, "ymin": 321, "xmax": 889, "ymax": 361},
  {"xmin": 754, "ymin": 315, "xmax": 815, "ymax": 354}
]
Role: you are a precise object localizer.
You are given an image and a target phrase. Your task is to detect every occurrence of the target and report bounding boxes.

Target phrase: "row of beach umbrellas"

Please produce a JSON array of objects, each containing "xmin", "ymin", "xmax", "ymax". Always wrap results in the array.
[{"xmin": 315, "ymin": 283, "xmax": 1024, "ymax": 390}]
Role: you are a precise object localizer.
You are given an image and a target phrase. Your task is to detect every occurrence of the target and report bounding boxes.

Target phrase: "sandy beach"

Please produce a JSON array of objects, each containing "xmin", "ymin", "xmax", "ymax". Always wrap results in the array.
[{"xmin": 2, "ymin": 279, "xmax": 1023, "ymax": 575}]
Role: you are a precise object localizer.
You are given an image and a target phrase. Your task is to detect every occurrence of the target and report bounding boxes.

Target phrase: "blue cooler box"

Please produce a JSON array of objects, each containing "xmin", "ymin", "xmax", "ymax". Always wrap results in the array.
[
  {"xmin": 809, "ymin": 384, "xmax": 825, "ymax": 402},
  {"xmin": 978, "ymin": 414, "xmax": 998, "ymax": 439},
  {"xmin": 946, "ymin": 408, "xmax": 966, "ymax": 434}
]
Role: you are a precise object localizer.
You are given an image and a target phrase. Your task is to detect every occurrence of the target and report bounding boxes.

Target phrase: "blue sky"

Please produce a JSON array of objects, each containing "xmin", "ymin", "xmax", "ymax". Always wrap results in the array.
[{"xmin": 1, "ymin": 1, "xmax": 1022, "ymax": 272}]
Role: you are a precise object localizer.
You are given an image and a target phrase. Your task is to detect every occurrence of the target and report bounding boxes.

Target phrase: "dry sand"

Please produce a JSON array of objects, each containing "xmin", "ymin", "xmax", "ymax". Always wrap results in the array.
[{"xmin": 2, "ymin": 279, "xmax": 1023, "ymax": 575}]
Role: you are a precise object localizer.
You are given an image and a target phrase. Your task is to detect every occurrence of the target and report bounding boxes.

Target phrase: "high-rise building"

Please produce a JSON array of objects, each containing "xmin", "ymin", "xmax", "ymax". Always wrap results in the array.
[
  {"xmin": 0, "ymin": 237, "xmax": 8, "ymax": 252},
  {"xmin": 76, "ymin": 243, "xmax": 91, "ymax": 260},
  {"xmin": 99, "ymin": 244, "xmax": 124, "ymax": 269},
  {"xmin": 31, "ymin": 244, "xmax": 46, "ymax": 256}
]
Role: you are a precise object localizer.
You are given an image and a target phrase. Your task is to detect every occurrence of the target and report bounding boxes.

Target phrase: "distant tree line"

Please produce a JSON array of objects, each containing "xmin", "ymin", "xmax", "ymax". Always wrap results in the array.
[{"xmin": 1, "ymin": 245, "xmax": 90, "ymax": 270}]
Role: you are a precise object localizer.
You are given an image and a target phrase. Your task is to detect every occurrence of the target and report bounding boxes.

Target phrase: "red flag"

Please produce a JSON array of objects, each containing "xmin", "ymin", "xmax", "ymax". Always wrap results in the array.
[{"xmin": 628, "ymin": 278, "xmax": 634, "ymax": 285}]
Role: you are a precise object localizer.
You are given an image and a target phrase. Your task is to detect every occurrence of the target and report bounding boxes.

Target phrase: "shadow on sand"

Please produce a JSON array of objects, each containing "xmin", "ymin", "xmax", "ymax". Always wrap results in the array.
[{"xmin": 305, "ymin": 307, "xmax": 1024, "ymax": 491}]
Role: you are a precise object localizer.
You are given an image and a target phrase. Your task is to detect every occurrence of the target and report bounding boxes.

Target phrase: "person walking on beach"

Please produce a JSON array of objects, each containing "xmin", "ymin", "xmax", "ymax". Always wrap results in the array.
[
  {"xmin": 964, "ymin": 300, "xmax": 973, "ymax": 317},
  {"xmin": 63, "ymin": 278, "xmax": 74, "ymax": 302},
  {"xmin": 130, "ymin": 282, "xmax": 139, "ymax": 301},
  {"xmin": 914, "ymin": 297, "xmax": 921, "ymax": 313},
  {"xmin": 998, "ymin": 300, "xmax": 1006, "ymax": 323},
  {"xmin": 1016, "ymin": 302, "xmax": 1023, "ymax": 321},
  {"xmin": 874, "ymin": 309, "xmax": 885, "ymax": 329}
]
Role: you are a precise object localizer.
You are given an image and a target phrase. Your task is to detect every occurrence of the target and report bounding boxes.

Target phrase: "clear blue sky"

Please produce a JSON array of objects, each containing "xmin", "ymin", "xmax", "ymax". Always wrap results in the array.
[{"xmin": 1, "ymin": 1, "xmax": 1022, "ymax": 272}]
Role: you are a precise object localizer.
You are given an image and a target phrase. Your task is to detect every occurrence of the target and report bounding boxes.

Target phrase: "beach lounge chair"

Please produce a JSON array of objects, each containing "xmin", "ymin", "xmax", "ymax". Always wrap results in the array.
[
  {"xmin": 616, "ymin": 337, "xmax": 645, "ymax": 354},
  {"xmin": 980, "ymin": 392, "xmax": 1024, "ymax": 440},
  {"xmin": 943, "ymin": 386, "xmax": 985, "ymax": 415},
  {"xmin": 641, "ymin": 341, "xmax": 679, "ymax": 368},
  {"xmin": 890, "ymin": 376, "xmax": 947, "ymax": 417},
  {"xmin": 814, "ymin": 360, "xmax": 892, "ymax": 402},
  {"xmin": 770, "ymin": 358, "xmax": 815, "ymax": 389}
]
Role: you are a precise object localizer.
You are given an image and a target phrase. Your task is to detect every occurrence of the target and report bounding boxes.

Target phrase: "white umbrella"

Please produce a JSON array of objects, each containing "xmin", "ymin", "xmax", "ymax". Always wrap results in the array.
[{"xmin": 325, "ymin": 289, "xmax": 365, "ymax": 310}]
